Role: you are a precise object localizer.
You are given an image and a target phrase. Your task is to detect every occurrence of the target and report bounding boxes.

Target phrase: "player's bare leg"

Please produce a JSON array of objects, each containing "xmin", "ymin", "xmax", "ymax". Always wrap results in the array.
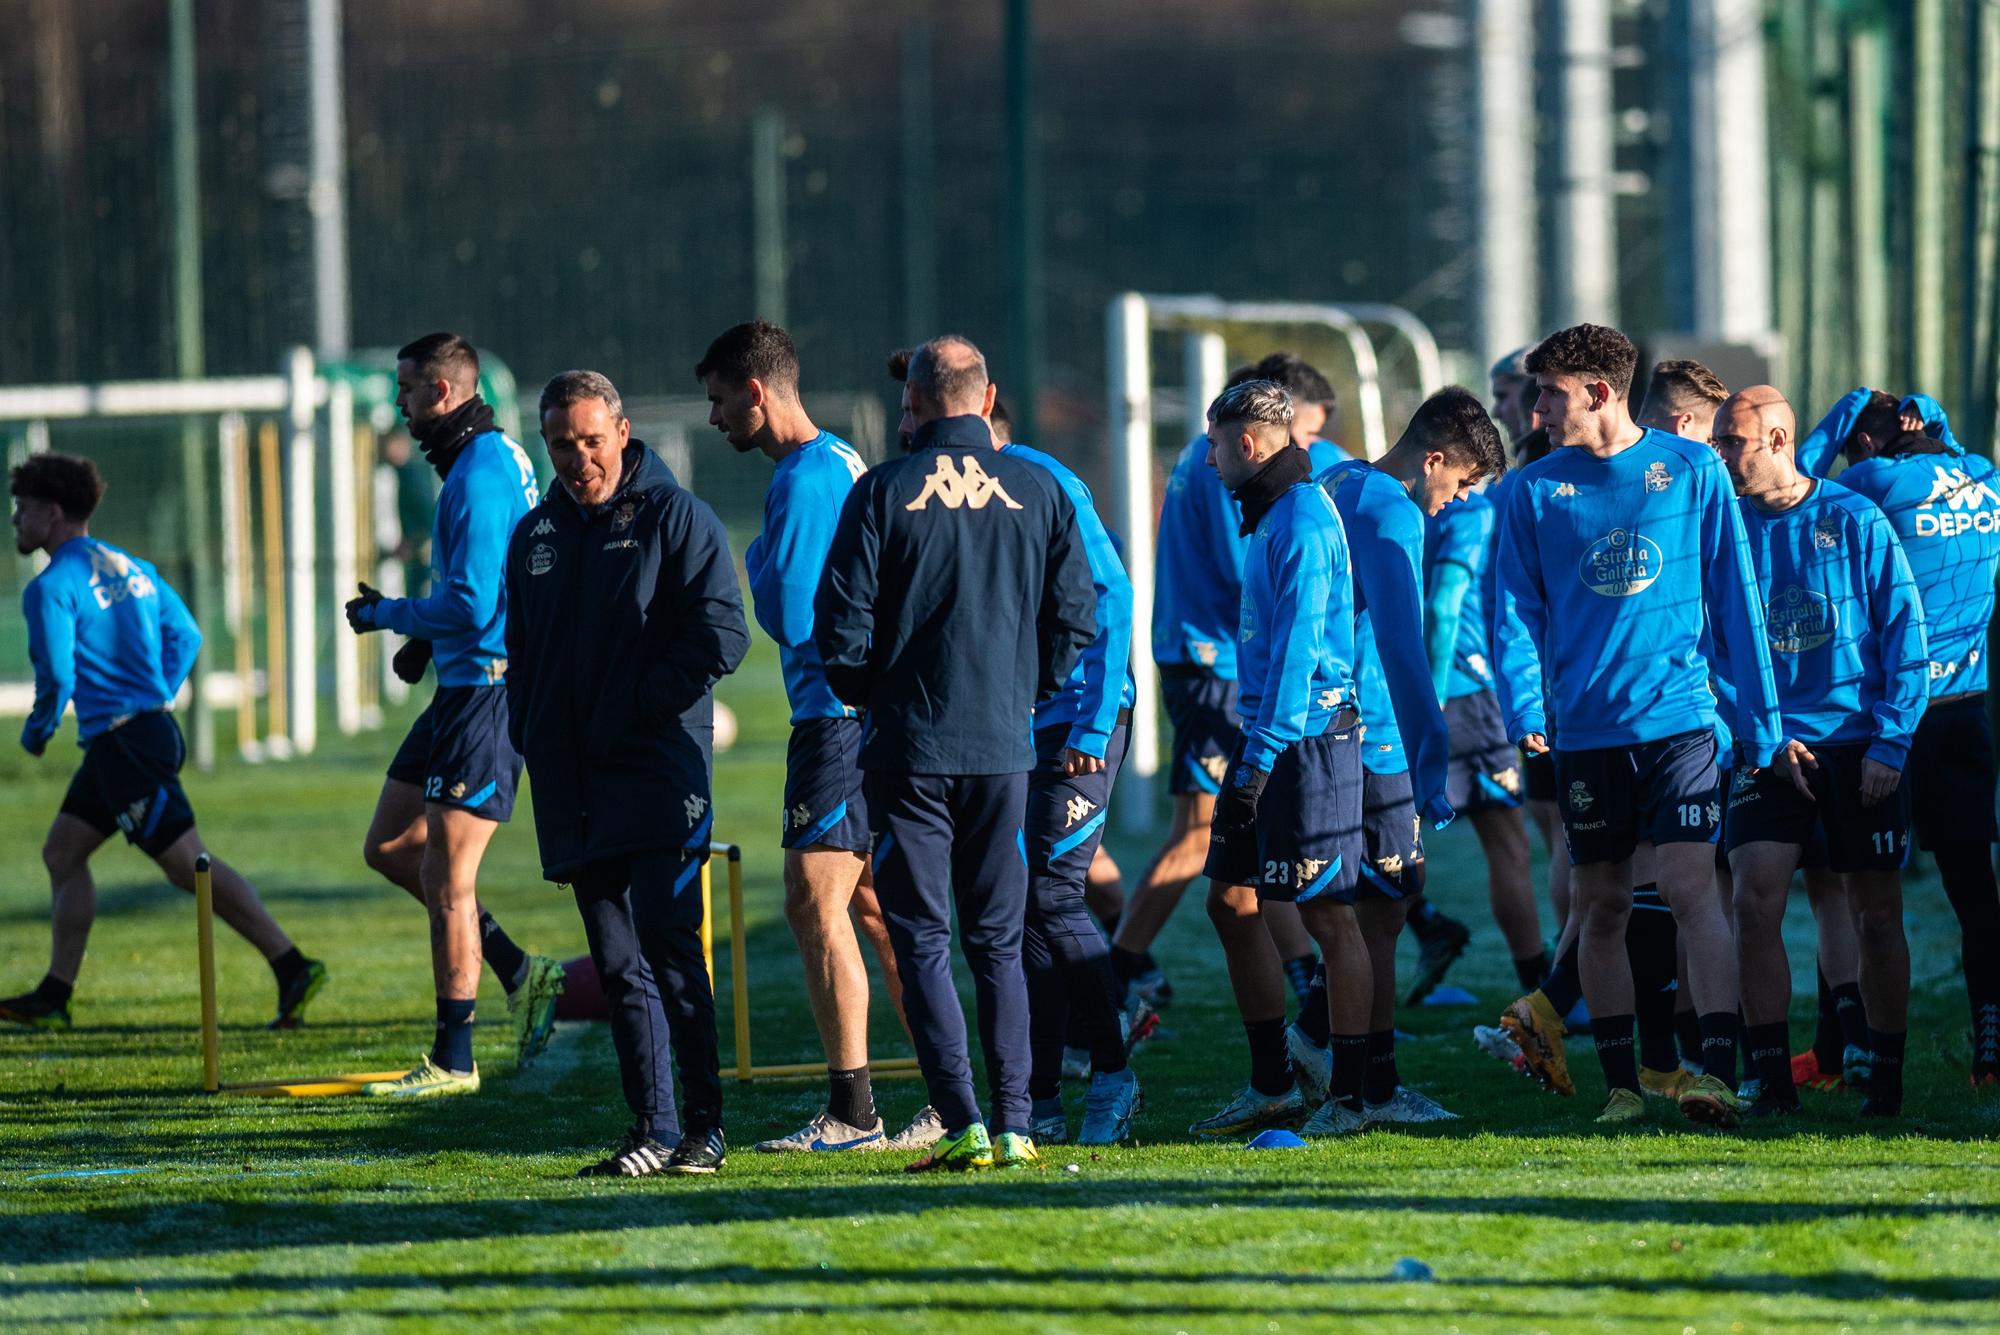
[
  {"xmin": 362, "ymin": 778, "xmax": 430, "ymax": 905},
  {"xmin": 1113, "ymin": 792, "xmax": 1212, "ymax": 954},
  {"xmin": 154, "ymin": 829, "xmax": 295, "ymax": 961},
  {"xmin": 1527, "ymin": 798, "xmax": 1571, "ymax": 931},
  {"xmin": 1847, "ymin": 867, "xmax": 1911, "ymax": 1116},
  {"xmin": 1296, "ymin": 897, "xmax": 1376, "ymax": 1133},
  {"xmin": 40, "ymin": 814, "xmax": 109, "ymax": 986},
  {"xmin": 1473, "ymin": 805, "xmax": 1542, "ymax": 981},
  {"xmin": 1085, "ymin": 845, "xmax": 1124, "ymax": 923},
  {"xmin": 783, "ymin": 846, "xmax": 873, "ymax": 1070}
]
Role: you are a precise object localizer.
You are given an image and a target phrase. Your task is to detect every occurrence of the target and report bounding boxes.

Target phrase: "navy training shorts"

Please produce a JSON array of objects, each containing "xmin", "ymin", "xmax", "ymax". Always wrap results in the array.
[
  {"xmin": 387, "ymin": 684, "xmax": 522, "ymax": 822},
  {"xmin": 1554, "ymin": 728, "xmax": 1720, "ymax": 866},
  {"xmin": 1160, "ymin": 665, "xmax": 1241, "ymax": 797},
  {"xmin": 1444, "ymin": 691, "xmax": 1525, "ymax": 814},
  {"xmin": 782, "ymin": 715, "xmax": 872, "ymax": 852},
  {"xmin": 61, "ymin": 711, "xmax": 196, "ymax": 858},
  {"xmin": 1724, "ymin": 741, "xmax": 1911, "ymax": 872}
]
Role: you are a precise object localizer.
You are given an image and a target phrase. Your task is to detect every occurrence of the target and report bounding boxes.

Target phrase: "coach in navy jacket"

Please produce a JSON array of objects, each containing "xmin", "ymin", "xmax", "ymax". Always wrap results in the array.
[
  {"xmin": 505, "ymin": 370, "xmax": 748, "ymax": 1175},
  {"xmin": 812, "ymin": 336, "xmax": 1094, "ymax": 1163}
]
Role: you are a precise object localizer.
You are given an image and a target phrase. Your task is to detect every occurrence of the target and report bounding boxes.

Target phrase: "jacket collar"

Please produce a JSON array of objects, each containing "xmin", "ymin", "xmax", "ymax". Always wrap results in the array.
[{"xmin": 909, "ymin": 415, "xmax": 996, "ymax": 454}]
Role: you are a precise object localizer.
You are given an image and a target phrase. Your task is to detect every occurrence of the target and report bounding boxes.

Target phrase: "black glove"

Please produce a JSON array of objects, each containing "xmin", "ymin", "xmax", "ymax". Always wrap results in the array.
[
  {"xmin": 1212, "ymin": 762, "xmax": 1268, "ymax": 846},
  {"xmin": 345, "ymin": 582, "xmax": 386, "ymax": 634},
  {"xmin": 392, "ymin": 637, "xmax": 433, "ymax": 684}
]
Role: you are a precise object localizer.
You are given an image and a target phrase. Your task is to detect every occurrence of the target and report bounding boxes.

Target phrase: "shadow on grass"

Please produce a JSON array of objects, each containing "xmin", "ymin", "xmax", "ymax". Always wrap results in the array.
[{"xmin": 8, "ymin": 1175, "xmax": 2000, "ymax": 1266}]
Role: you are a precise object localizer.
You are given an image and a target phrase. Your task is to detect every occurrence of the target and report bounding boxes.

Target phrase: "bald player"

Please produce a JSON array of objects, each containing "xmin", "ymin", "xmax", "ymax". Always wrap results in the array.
[{"xmin": 1711, "ymin": 387, "xmax": 1926, "ymax": 1119}]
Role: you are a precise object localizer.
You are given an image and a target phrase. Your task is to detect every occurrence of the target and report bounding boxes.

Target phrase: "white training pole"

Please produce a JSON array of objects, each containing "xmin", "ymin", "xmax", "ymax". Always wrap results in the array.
[
  {"xmin": 1108, "ymin": 293, "xmax": 1159, "ymax": 833},
  {"xmin": 327, "ymin": 377, "xmax": 360, "ymax": 736},
  {"xmin": 1183, "ymin": 329, "xmax": 1225, "ymax": 445},
  {"xmin": 286, "ymin": 347, "xmax": 319, "ymax": 755}
]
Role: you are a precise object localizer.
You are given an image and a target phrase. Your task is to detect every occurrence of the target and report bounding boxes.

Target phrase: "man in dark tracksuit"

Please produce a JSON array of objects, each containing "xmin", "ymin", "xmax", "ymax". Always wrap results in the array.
[
  {"xmin": 505, "ymin": 370, "xmax": 749, "ymax": 1178},
  {"xmin": 815, "ymin": 335, "xmax": 1096, "ymax": 1171}
]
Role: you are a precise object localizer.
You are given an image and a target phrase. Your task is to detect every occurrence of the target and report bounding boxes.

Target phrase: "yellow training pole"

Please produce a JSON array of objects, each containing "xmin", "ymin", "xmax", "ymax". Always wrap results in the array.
[
  {"xmin": 257, "ymin": 421, "xmax": 289, "ymax": 743},
  {"xmin": 699, "ymin": 855, "xmax": 714, "ymax": 985},
  {"xmin": 195, "ymin": 854, "xmax": 220, "ymax": 1094},
  {"xmin": 225, "ymin": 418, "xmax": 257, "ymax": 754},
  {"xmin": 727, "ymin": 844, "xmax": 752, "ymax": 1082}
]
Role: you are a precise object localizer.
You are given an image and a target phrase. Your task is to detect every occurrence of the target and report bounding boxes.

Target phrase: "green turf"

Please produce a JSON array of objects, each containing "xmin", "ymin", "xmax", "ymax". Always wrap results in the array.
[{"xmin": 3, "ymin": 639, "xmax": 1998, "ymax": 1331}]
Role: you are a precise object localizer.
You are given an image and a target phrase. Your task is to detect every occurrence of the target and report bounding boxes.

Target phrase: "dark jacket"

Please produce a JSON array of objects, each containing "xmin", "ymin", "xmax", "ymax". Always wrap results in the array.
[
  {"xmin": 504, "ymin": 442, "xmax": 749, "ymax": 880},
  {"xmin": 813, "ymin": 415, "xmax": 1096, "ymax": 775}
]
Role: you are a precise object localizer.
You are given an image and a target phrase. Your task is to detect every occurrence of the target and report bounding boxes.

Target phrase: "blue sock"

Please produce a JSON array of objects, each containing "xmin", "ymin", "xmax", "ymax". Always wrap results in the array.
[{"xmin": 432, "ymin": 998, "xmax": 476, "ymax": 1074}]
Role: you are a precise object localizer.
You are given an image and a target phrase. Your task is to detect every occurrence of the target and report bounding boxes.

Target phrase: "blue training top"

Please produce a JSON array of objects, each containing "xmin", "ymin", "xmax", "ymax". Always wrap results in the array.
[
  {"xmin": 1724, "ymin": 479, "xmax": 1928, "ymax": 767},
  {"xmin": 1424, "ymin": 490, "xmax": 1497, "ymax": 700},
  {"xmin": 1495, "ymin": 428, "xmax": 1785, "ymax": 766},
  {"xmin": 1317, "ymin": 459, "xmax": 1454, "ymax": 826},
  {"xmin": 745, "ymin": 431, "xmax": 869, "ymax": 723},
  {"xmin": 1005, "ymin": 442, "xmax": 1136, "ymax": 757},
  {"xmin": 1237, "ymin": 479, "xmax": 1355, "ymax": 774},
  {"xmin": 1152, "ymin": 435, "xmax": 1247, "ymax": 675},
  {"xmin": 22, "ymin": 536, "xmax": 200, "ymax": 751},
  {"xmin": 373, "ymin": 431, "xmax": 540, "ymax": 687}
]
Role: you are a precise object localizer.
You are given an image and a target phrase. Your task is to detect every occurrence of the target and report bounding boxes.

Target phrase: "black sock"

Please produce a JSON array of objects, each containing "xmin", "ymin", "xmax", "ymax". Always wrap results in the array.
[
  {"xmin": 1868, "ymin": 1027, "xmax": 1907, "ymax": 1099},
  {"xmin": 1096, "ymin": 909, "xmax": 1121, "ymax": 937},
  {"xmin": 1812, "ymin": 968, "xmax": 1844, "ymax": 1070},
  {"xmin": 1295, "ymin": 973, "xmax": 1332, "ymax": 1045},
  {"xmin": 1832, "ymin": 982, "xmax": 1868, "ymax": 1052},
  {"xmin": 1744, "ymin": 1021, "xmax": 1796, "ymax": 1102},
  {"xmin": 1282, "ymin": 953, "xmax": 1319, "ymax": 1003},
  {"xmin": 1138, "ymin": 949, "xmax": 1160, "ymax": 975},
  {"xmin": 1697, "ymin": 1011, "xmax": 1739, "ymax": 1087},
  {"xmin": 1330, "ymin": 1033, "xmax": 1368, "ymax": 1108},
  {"xmin": 1246, "ymin": 1017, "xmax": 1291, "ymax": 1096},
  {"xmin": 1407, "ymin": 897, "xmax": 1441, "ymax": 940},
  {"xmin": 1592, "ymin": 1013, "xmax": 1640, "ymax": 1094},
  {"xmin": 1934, "ymin": 840, "xmax": 2000, "ymax": 1029},
  {"xmin": 1363, "ymin": 1029, "xmax": 1399, "ymax": 1104},
  {"xmin": 1514, "ymin": 951, "xmax": 1551, "ymax": 993},
  {"xmin": 1542, "ymin": 940, "xmax": 1583, "ymax": 1017},
  {"xmin": 1626, "ymin": 884, "xmax": 1679, "ymax": 1072},
  {"xmin": 268, "ymin": 947, "xmax": 308, "ymax": 985},
  {"xmin": 478, "ymin": 910, "xmax": 532, "ymax": 995},
  {"xmin": 431, "ymin": 998, "xmax": 476, "ymax": 1074},
  {"xmin": 32, "ymin": 974, "xmax": 73, "ymax": 1008},
  {"xmin": 828, "ymin": 1065, "xmax": 875, "ymax": 1128},
  {"xmin": 1675, "ymin": 1006, "xmax": 1704, "ymax": 1069}
]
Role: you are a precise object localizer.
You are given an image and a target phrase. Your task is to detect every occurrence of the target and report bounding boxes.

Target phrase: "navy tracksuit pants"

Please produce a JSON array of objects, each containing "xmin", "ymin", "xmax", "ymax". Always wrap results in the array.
[
  {"xmin": 866, "ymin": 769, "xmax": 1031, "ymax": 1135},
  {"xmin": 571, "ymin": 847, "xmax": 721, "ymax": 1140},
  {"xmin": 1023, "ymin": 723, "xmax": 1129, "ymax": 1100}
]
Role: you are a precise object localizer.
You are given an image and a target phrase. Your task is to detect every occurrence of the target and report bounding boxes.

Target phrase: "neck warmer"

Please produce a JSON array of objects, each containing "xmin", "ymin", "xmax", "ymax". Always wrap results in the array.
[
  {"xmin": 1232, "ymin": 445, "xmax": 1312, "ymax": 535},
  {"xmin": 416, "ymin": 398, "xmax": 496, "ymax": 478}
]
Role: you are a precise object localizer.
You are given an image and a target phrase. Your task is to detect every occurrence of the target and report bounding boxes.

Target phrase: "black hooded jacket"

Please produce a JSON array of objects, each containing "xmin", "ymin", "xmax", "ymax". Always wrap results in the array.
[{"xmin": 503, "ymin": 442, "xmax": 749, "ymax": 880}]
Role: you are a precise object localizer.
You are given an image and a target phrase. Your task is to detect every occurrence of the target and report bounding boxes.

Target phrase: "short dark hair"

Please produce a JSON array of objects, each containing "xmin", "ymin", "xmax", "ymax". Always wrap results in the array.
[
  {"xmin": 538, "ymin": 369, "xmax": 625, "ymax": 421},
  {"xmin": 1637, "ymin": 359, "xmax": 1728, "ymax": 418},
  {"xmin": 1407, "ymin": 386, "xmax": 1507, "ymax": 481},
  {"xmin": 694, "ymin": 320, "xmax": 800, "ymax": 393},
  {"xmin": 1849, "ymin": 390, "xmax": 1904, "ymax": 447},
  {"xmin": 396, "ymin": 332, "xmax": 480, "ymax": 395},
  {"xmin": 1254, "ymin": 352, "xmax": 1337, "ymax": 411},
  {"xmin": 1223, "ymin": 362, "xmax": 1260, "ymax": 390},
  {"xmin": 10, "ymin": 453, "xmax": 106, "ymax": 521},
  {"xmin": 989, "ymin": 398, "xmax": 1013, "ymax": 445},
  {"xmin": 906, "ymin": 335, "xmax": 989, "ymax": 414},
  {"xmin": 1526, "ymin": 323, "xmax": 1639, "ymax": 401},
  {"xmin": 886, "ymin": 347, "xmax": 913, "ymax": 382}
]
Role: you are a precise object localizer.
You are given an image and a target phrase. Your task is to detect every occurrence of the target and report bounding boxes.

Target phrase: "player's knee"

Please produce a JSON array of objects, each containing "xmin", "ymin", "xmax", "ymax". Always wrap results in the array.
[
  {"xmin": 41, "ymin": 837, "xmax": 81, "ymax": 880},
  {"xmin": 361, "ymin": 837, "xmax": 402, "ymax": 878},
  {"xmin": 1205, "ymin": 881, "xmax": 1259, "ymax": 930}
]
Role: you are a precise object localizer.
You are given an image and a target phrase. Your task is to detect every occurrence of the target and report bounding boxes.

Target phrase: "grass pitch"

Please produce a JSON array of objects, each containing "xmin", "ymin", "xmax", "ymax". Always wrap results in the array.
[{"xmin": 3, "ymin": 640, "xmax": 1998, "ymax": 1332}]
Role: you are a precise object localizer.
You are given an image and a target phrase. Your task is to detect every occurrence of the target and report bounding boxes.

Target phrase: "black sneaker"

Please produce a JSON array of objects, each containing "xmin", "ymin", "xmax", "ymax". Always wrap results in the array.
[
  {"xmin": 1744, "ymin": 1090, "xmax": 1802, "ymax": 1120},
  {"xmin": 1405, "ymin": 914, "xmax": 1472, "ymax": 1007},
  {"xmin": 269, "ymin": 958, "xmax": 327, "ymax": 1030},
  {"xmin": 578, "ymin": 1123, "xmax": 679, "ymax": 1178},
  {"xmin": 665, "ymin": 1125, "xmax": 726, "ymax": 1175},
  {"xmin": 1858, "ymin": 1090, "xmax": 1903, "ymax": 1119},
  {"xmin": 0, "ymin": 990, "xmax": 71, "ymax": 1030}
]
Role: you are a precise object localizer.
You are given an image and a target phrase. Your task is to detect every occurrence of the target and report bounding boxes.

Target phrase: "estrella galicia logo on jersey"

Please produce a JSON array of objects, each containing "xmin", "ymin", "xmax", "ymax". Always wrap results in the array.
[
  {"xmin": 684, "ymin": 794, "xmax": 708, "ymax": 826},
  {"xmin": 86, "ymin": 547, "xmax": 157, "ymax": 609},
  {"xmin": 528, "ymin": 543, "xmax": 556, "ymax": 576},
  {"xmin": 1644, "ymin": 461, "xmax": 1672, "ymax": 493},
  {"xmin": 1568, "ymin": 780, "xmax": 1594, "ymax": 812},
  {"xmin": 531, "ymin": 516, "xmax": 556, "ymax": 537},
  {"xmin": 903, "ymin": 454, "xmax": 1023, "ymax": 511},
  {"xmin": 1579, "ymin": 527, "xmax": 1663, "ymax": 597},
  {"xmin": 1765, "ymin": 583, "xmax": 1837, "ymax": 654},
  {"xmin": 1064, "ymin": 796, "xmax": 1096, "ymax": 828},
  {"xmin": 1813, "ymin": 516, "xmax": 1840, "ymax": 550},
  {"xmin": 1915, "ymin": 464, "xmax": 2000, "ymax": 536}
]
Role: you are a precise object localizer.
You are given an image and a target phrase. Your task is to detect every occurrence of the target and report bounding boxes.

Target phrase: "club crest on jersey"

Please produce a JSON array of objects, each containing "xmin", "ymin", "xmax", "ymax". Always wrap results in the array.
[
  {"xmin": 684, "ymin": 794, "xmax": 709, "ymax": 826},
  {"xmin": 904, "ymin": 455, "xmax": 1023, "ymax": 511},
  {"xmin": 531, "ymin": 516, "xmax": 556, "ymax": 537},
  {"xmin": 1064, "ymin": 796, "xmax": 1096, "ymax": 828},
  {"xmin": 1569, "ymin": 780, "xmax": 1594, "ymax": 812},
  {"xmin": 1765, "ymin": 583, "xmax": 1837, "ymax": 654},
  {"xmin": 1644, "ymin": 461, "xmax": 1672, "ymax": 493},
  {"xmin": 612, "ymin": 501, "xmax": 637, "ymax": 532},
  {"xmin": 1813, "ymin": 517, "xmax": 1840, "ymax": 550},
  {"xmin": 528, "ymin": 543, "xmax": 556, "ymax": 576},
  {"xmin": 1233, "ymin": 766, "xmax": 1255, "ymax": 790},
  {"xmin": 1579, "ymin": 527, "xmax": 1663, "ymax": 598}
]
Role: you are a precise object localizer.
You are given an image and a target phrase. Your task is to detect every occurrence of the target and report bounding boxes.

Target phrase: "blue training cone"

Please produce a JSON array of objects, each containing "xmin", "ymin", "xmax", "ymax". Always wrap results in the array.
[{"xmin": 1244, "ymin": 1128, "xmax": 1308, "ymax": 1150}]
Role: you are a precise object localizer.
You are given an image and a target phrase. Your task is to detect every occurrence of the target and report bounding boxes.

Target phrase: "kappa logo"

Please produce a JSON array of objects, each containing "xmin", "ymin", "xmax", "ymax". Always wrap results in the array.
[
  {"xmin": 1569, "ymin": 780, "xmax": 1594, "ymax": 812},
  {"xmin": 1644, "ymin": 461, "xmax": 1672, "ymax": 493},
  {"xmin": 789, "ymin": 803, "xmax": 812, "ymax": 830},
  {"xmin": 1318, "ymin": 689, "xmax": 1342, "ymax": 710},
  {"xmin": 1467, "ymin": 653, "xmax": 1489, "ymax": 679},
  {"xmin": 684, "ymin": 794, "xmax": 709, "ymax": 826},
  {"xmin": 1200, "ymin": 754, "xmax": 1230, "ymax": 784},
  {"xmin": 531, "ymin": 517, "xmax": 556, "ymax": 537},
  {"xmin": 1813, "ymin": 516, "xmax": 1840, "ymax": 550},
  {"xmin": 1064, "ymin": 796, "xmax": 1096, "ymax": 828},
  {"xmin": 904, "ymin": 454, "xmax": 1023, "ymax": 511},
  {"xmin": 1494, "ymin": 765, "xmax": 1521, "ymax": 796},
  {"xmin": 1915, "ymin": 464, "xmax": 2000, "ymax": 536},
  {"xmin": 1707, "ymin": 800, "xmax": 1722, "ymax": 826},
  {"xmin": 86, "ymin": 546, "xmax": 157, "ymax": 608},
  {"xmin": 1192, "ymin": 640, "xmax": 1218, "ymax": 667},
  {"xmin": 117, "ymin": 797, "xmax": 150, "ymax": 834},
  {"xmin": 1378, "ymin": 853, "xmax": 1404, "ymax": 878},
  {"xmin": 1296, "ymin": 856, "xmax": 1327, "ymax": 885},
  {"xmin": 450, "ymin": 782, "xmax": 467, "ymax": 800},
  {"xmin": 481, "ymin": 658, "xmax": 507, "ymax": 685},
  {"xmin": 1553, "ymin": 482, "xmax": 1579, "ymax": 498},
  {"xmin": 528, "ymin": 543, "xmax": 556, "ymax": 576}
]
